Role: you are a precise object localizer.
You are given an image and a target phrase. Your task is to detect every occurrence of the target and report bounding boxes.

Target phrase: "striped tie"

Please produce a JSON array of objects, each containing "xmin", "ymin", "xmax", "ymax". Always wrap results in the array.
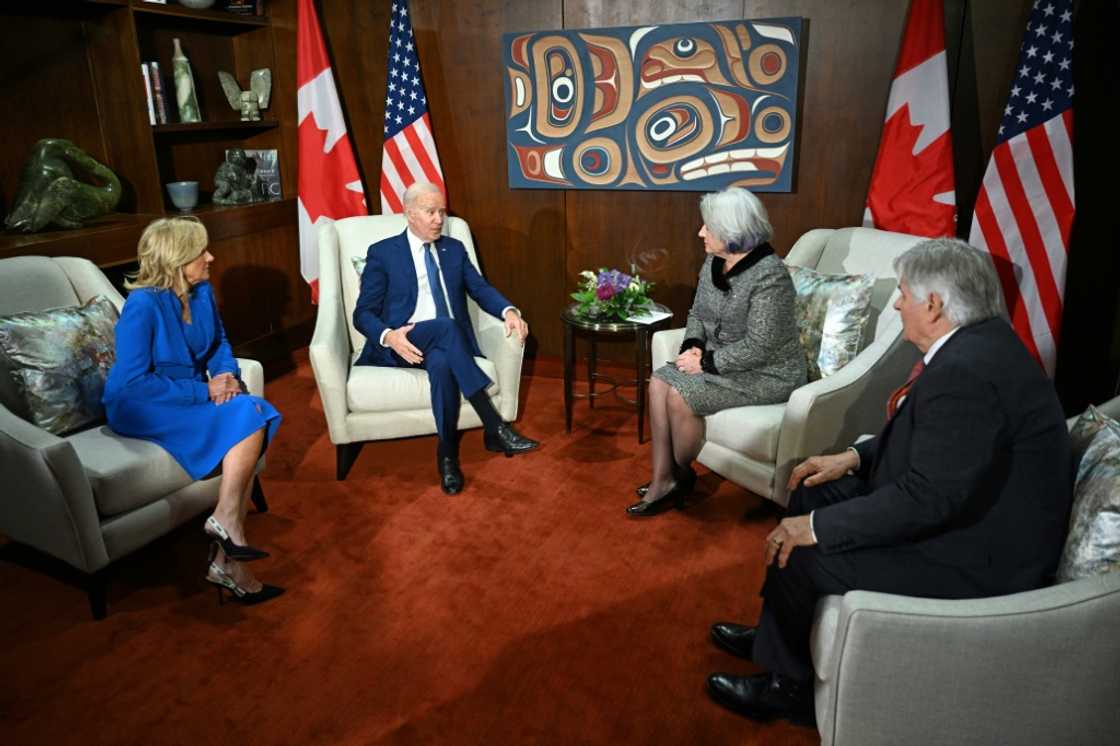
[{"xmin": 886, "ymin": 359, "xmax": 925, "ymax": 420}]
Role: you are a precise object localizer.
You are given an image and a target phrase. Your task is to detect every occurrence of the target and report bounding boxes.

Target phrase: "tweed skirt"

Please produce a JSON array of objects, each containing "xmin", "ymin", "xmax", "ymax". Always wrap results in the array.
[{"xmin": 652, "ymin": 363, "xmax": 757, "ymax": 417}]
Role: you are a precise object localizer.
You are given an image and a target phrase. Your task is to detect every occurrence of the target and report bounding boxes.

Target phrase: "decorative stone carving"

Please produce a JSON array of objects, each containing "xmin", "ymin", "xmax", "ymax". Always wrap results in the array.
[
  {"xmin": 4, "ymin": 139, "xmax": 122, "ymax": 233},
  {"xmin": 212, "ymin": 148, "xmax": 258, "ymax": 205},
  {"xmin": 218, "ymin": 68, "xmax": 272, "ymax": 121}
]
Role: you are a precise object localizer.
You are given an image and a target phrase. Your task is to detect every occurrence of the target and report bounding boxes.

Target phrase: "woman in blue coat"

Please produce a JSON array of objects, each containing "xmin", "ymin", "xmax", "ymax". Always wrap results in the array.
[{"xmin": 103, "ymin": 217, "xmax": 282, "ymax": 605}]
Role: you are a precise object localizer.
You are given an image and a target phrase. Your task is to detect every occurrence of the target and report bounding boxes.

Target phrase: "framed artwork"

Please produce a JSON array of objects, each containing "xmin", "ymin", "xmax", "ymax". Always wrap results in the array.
[{"xmin": 502, "ymin": 18, "xmax": 802, "ymax": 192}]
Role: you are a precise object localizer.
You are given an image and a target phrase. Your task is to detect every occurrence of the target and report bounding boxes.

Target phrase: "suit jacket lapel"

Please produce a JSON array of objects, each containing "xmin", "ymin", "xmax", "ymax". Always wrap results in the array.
[{"xmin": 396, "ymin": 229, "xmax": 419, "ymax": 320}]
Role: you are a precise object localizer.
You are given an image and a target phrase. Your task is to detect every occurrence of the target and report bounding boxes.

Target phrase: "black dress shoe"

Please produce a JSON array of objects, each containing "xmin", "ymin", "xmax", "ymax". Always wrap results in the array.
[
  {"xmin": 710, "ymin": 622, "xmax": 757, "ymax": 660},
  {"xmin": 706, "ymin": 672, "xmax": 815, "ymax": 726},
  {"xmin": 483, "ymin": 422, "xmax": 540, "ymax": 457},
  {"xmin": 438, "ymin": 455, "xmax": 464, "ymax": 494}
]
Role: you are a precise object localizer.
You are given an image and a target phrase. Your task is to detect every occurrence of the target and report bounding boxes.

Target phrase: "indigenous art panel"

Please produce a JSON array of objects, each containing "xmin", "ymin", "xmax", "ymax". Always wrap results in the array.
[{"xmin": 502, "ymin": 18, "xmax": 802, "ymax": 192}]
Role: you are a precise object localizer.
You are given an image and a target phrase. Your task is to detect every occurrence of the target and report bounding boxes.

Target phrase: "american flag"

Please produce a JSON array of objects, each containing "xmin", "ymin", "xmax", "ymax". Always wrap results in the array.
[
  {"xmin": 380, "ymin": 0, "xmax": 446, "ymax": 214},
  {"xmin": 968, "ymin": 0, "xmax": 1075, "ymax": 375}
]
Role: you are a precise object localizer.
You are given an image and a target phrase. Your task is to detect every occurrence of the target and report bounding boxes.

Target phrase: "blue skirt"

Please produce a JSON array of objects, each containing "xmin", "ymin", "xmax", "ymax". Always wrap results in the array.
[{"xmin": 107, "ymin": 393, "xmax": 281, "ymax": 480}]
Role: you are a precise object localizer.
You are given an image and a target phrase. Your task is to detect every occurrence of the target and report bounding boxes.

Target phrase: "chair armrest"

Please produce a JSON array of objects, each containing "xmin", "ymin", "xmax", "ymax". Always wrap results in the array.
[
  {"xmin": 651, "ymin": 328, "xmax": 687, "ymax": 369},
  {"xmin": 477, "ymin": 322, "xmax": 525, "ymax": 422},
  {"xmin": 815, "ymin": 573, "xmax": 1120, "ymax": 746},
  {"xmin": 0, "ymin": 403, "xmax": 108, "ymax": 573},
  {"xmin": 237, "ymin": 358, "xmax": 264, "ymax": 397},
  {"xmin": 769, "ymin": 317, "xmax": 919, "ymax": 506},
  {"xmin": 309, "ymin": 298, "xmax": 352, "ymax": 446}
]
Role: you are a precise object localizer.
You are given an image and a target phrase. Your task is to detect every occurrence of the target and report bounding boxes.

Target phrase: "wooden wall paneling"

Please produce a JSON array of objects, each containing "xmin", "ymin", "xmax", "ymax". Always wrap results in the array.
[
  {"xmin": 561, "ymin": 1, "xmax": 744, "ymax": 351},
  {"xmin": 0, "ymin": 14, "xmax": 115, "ymax": 214},
  {"xmin": 260, "ymin": 0, "xmax": 299, "ymax": 202},
  {"xmin": 318, "ymin": 0, "xmax": 393, "ymax": 208},
  {"xmin": 409, "ymin": 0, "xmax": 568, "ymax": 357}
]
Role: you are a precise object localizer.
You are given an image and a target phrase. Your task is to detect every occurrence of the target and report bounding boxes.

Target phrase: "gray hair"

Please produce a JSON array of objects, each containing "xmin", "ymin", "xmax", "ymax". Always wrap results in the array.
[
  {"xmin": 893, "ymin": 237, "xmax": 1005, "ymax": 327},
  {"xmin": 699, "ymin": 187, "xmax": 772, "ymax": 253},
  {"xmin": 402, "ymin": 181, "xmax": 442, "ymax": 208}
]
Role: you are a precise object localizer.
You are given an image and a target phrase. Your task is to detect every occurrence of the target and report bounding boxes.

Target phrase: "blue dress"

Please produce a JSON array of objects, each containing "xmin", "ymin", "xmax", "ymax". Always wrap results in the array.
[{"xmin": 103, "ymin": 282, "xmax": 281, "ymax": 480}]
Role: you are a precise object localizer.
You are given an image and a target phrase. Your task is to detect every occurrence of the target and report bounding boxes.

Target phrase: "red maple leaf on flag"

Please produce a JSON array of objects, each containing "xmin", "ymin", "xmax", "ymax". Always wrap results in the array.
[
  {"xmin": 297, "ymin": 115, "xmax": 366, "ymax": 224},
  {"xmin": 866, "ymin": 105, "xmax": 955, "ymax": 237}
]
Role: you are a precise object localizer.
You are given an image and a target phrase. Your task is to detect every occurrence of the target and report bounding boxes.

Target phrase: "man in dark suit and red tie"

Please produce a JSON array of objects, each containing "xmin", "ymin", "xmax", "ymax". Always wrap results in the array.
[
  {"xmin": 353, "ymin": 182, "xmax": 539, "ymax": 494},
  {"xmin": 705, "ymin": 237, "xmax": 1073, "ymax": 725}
]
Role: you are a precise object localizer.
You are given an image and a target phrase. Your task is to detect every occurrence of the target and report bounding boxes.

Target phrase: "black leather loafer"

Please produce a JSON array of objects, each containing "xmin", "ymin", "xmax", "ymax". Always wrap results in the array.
[
  {"xmin": 484, "ymin": 422, "xmax": 540, "ymax": 457},
  {"xmin": 438, "ymin": 455, "xmax": 464, "ymax": 495},
  {"xmin": 710, "ymin": 622, "xmax": 757, "ymax": 660},
  {"xmin": 706, "ymin": 672, "xmax": 815, "ymax": 726}
]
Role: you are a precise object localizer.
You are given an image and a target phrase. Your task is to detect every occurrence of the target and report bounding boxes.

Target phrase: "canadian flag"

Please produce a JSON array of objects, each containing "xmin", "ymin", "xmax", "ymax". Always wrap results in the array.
[
  {"xmin": 863, "ymin": 0, "xmax": 956, "ymax": 237},
  {"xmin": 297, "ymin": 0, "xmax": 367, "ymax": 303}
]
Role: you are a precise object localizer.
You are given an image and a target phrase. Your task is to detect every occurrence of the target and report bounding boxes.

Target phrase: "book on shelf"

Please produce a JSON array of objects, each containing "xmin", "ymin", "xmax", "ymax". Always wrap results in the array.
[
  {"xmin": 149, "ymin": 61, "xmax": 169, "ymax": 125},
  {"xmin": 224, "ymin": 0, "xmax": 264, "ymax": 15},
  {"xmin": 140, "ymin": 63, "xmax": 156, "ymax": 126},
  {"xmin": 226, "ymin": 148, "xmax": 282, "ymax": 201}
]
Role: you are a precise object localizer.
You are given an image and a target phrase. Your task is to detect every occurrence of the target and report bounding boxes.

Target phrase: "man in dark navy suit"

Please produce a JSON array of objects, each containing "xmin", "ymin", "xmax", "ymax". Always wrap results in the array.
[
  {"xmin": 704, "ymin": 238, "xmax": 1073, "ymax": 725},
  {"xmin": 353, "ymin": 182, "xmax": 538, "ymax": 494}
]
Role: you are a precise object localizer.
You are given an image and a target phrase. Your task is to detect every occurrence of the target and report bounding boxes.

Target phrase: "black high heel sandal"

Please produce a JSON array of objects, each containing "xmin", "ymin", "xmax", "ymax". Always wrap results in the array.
[
  {"xmin": 204, "ymin": 516, "xmax": 270, "ymax": 561},
  {"xmin": 205, "ymin": 544, "xmax": 285, "ymax": 606}
]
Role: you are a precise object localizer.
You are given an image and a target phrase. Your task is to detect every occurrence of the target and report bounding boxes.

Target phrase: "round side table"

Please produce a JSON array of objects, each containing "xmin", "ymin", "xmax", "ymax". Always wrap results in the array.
[{"xmin": 561, "ymin": 303, "xmax": 673, "ymax": 443}]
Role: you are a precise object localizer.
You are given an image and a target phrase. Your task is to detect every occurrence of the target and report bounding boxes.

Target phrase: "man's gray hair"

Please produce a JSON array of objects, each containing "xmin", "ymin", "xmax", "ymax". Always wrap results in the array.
[
  {"xmin": 894, "ymin": 237, "xmax": 1005, "ymax": 327},
  {"xmin": 699, "ymin": 187, "xmax": 773, "ymax": 253},
  {"xmin": 402, "ymin": 181, "xmax": 442, "ymax": 209}
]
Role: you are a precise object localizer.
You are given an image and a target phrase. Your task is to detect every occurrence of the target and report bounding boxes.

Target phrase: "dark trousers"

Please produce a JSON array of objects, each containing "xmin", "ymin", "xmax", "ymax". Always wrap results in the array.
[
  {"xmin": 386, "ymin": 318, "xmax": 492, "ymax": 445},
  {"xmin": 752, "ymin": 477, "xmax": 983, "ymax": 683}
]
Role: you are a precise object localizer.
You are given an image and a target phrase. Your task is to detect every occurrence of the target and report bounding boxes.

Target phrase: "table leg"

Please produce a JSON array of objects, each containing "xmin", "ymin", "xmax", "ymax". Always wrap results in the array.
[
  {"xmin": 636, "ymin": 328, "xmax": 649, "ymax": 443},
  {"xmin": 564, "ymin": 323, "xmax": 575, "ymax": 433},
  {"xmin": 587, "ymin": 339, "xmax": 597, "ymax": 408}
]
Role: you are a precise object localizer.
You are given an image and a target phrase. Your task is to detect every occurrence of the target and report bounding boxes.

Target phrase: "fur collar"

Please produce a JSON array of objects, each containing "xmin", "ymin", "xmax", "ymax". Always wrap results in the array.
[{"xmin": 711, "ymin": 242, "xmax": 774, "ymax": 291}]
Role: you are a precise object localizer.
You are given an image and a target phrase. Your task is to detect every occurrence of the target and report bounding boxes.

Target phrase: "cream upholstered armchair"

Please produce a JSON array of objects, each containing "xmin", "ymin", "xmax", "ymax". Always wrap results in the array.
[
  {"xmin": 310, "ymin": 215, "xmax": 524, "ymax": 479},
  {"xmin": 0, "ymin": 256, "xmax": 267, "ymax": 619},
  {"xmin": 652, "ymin": 227, "xmax": 925, "ymax": 507},
  {"xmin": 810, "ymin": 395, "xmax": 1120, "ymax": 746}
]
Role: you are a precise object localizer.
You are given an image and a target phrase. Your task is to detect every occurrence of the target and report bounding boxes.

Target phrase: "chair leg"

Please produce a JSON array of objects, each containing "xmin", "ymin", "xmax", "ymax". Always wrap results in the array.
[
  {"xmin": 337, "ymin": 442, "xmax": 364, "ymax": 481},
  {"xmin": 87, "ymin": 569, "xmax": 108, "ymax": 621},
  {"xmin": 250, "ymin": 475, "xmax": 269, "ymax": 513}
]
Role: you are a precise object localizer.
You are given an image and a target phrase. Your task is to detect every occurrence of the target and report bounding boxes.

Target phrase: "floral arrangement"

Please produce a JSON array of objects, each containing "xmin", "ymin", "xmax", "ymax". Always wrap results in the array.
[{"xmin": 571, "ymin": 267, "xmax": 654, "ymax": 321}]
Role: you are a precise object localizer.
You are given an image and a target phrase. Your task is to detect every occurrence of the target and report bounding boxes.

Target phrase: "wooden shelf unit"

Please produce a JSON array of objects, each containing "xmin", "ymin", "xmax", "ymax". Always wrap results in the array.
[{"xmin": 1, "ymin": 1, "xmax": 308, "ymax": 361}]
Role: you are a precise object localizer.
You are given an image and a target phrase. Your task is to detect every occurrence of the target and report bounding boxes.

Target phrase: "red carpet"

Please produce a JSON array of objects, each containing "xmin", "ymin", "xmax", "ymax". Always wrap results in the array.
[{"xmin": 1, "ymin": 350, "xmax": 817, "ymax": 746}]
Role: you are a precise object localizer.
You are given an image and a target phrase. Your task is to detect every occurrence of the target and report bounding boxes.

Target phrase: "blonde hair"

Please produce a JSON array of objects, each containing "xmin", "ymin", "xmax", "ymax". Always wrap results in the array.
[{"xmin": 126, "ymin": 217, "xmax": 209, "ymax": 321}]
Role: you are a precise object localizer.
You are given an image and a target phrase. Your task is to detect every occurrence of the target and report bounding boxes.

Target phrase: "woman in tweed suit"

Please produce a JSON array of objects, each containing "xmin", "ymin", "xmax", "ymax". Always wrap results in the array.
[{"xmin": 628, "ymin": 188, "xmax": 807, "ymax": 516}]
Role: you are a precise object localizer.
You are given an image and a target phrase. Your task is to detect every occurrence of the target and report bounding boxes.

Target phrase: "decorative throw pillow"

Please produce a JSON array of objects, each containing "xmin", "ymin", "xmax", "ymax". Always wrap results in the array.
[
  {"xmin": 1069, "ymin": 404, "xmax": 1120, "ymax": 469},
  {"xmin": 0, "ymin": 296, "xmax": 118, "ymax": 435},
  {"xmin": 787, "ymin": 265, "xmax": 876, "ymax": 381},
  {"xmin": 351, "ymin": 255, "xmax": 366, "ymax": 277},
  {"xmin": 1056, "ymin": 418, "xmax": 1120, "ymax": 582}
]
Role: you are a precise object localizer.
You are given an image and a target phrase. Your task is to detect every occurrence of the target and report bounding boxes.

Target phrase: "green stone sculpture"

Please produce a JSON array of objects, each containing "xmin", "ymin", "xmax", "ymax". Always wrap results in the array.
[
  {"xmin": 212, "ymin": 149, "xmax": 258, "ymax": 205},
  {"xmin": 4, "ymin": 139, "xmax": 122, "ymax": 233}
]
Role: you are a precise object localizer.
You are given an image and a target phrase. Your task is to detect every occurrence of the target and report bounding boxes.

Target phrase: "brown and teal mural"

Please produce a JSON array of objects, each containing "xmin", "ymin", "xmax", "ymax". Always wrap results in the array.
[{"xmin": 502, "ymin": 18, "xmax": 802, "ymax": 192}]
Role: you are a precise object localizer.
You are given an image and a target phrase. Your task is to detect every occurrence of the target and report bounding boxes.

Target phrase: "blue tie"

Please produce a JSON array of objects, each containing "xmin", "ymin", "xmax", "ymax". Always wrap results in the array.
[{"xmin": 424, "ymin": 242, "xmax": 451, "ymax": 319}]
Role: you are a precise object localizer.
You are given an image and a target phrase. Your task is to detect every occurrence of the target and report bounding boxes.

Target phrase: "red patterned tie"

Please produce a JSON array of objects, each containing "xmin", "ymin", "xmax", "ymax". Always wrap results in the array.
[{"xmin": 887, "ymin": 359, "xmax": 925, "ymax": 420}]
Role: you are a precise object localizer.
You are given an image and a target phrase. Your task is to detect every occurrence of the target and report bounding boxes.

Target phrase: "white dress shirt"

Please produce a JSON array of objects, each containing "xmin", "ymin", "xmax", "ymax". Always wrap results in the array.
[
  {"xmin": 380, "ymin": 228, "xmax": 516, "ymax": 347},
  {"xmin": 808, "ymin": 326, "xmax": 961, "ymax": 542}
]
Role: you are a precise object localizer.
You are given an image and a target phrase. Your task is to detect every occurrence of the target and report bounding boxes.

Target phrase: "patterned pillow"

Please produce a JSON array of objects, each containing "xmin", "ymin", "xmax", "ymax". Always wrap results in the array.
[
  {"xmin": 1069, "ymin": 404, "xmax": 1119, "ymax": 469},
  {"xmin": 351, "ymin": 255, "xmax": 366, "ymax": 277},
  {"xmin": 0, "ymin": 296, "xmax": 118, "ymax": 435},
  {"xmin": 787, "ymin": 265, "xmax": 876, "ymax": 381},
  {"xmin": 1056, "ymin": 418, "xmax": 1120, "ymax": 582}
]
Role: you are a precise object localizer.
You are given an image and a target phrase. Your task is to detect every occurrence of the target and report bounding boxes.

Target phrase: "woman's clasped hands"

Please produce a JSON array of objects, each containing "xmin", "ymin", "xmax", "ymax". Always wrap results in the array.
[
  {"xmin": 208, "ymin": 372, "xmax": 242, "ymax": 405},
  {"xmin": 676, "ymin": 347, "xmax": 703, "ymax": 375}
]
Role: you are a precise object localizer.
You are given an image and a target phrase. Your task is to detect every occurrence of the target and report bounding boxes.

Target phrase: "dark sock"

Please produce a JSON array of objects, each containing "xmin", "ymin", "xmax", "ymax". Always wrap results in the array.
[
  {"xmin": 467, "ymin": 390, "xmax": 503, "ymax": 433},
  {"xmin": 437, "ymin": 437, "xmax": 459, "ymax": 461}
]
